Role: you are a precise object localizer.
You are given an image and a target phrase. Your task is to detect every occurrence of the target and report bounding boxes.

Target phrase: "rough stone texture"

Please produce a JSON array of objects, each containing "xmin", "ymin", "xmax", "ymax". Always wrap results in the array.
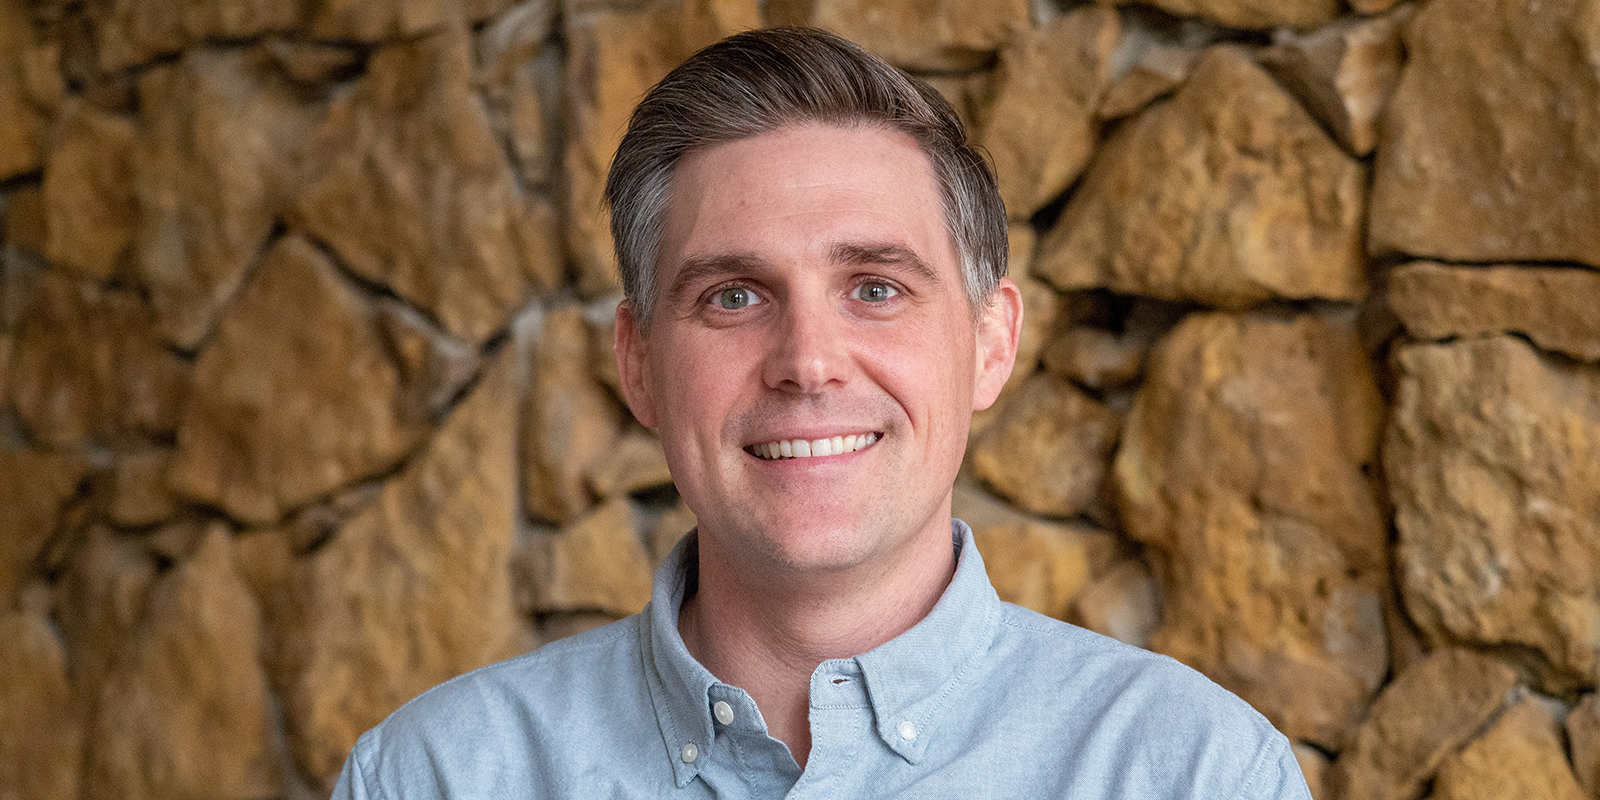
[
  {"xmin": 1112, "ymin": 0, "xmax": 1340, "ymax": 30},
  {"xmin": 133, "ymin": 47, "xmax": 319, "ymax": 349},
  {"xmin": 587, "ymin": 429, "xmax": 673, "ymax": 500},
  {"xmin": 269, "ymin": 351, "xmax": 528, "ymax": 792},
  {"xmin": 1118, "ymin": 311, "xmax": 1389, "ymax": 750},
  {"xmin": 3, "ymin": 186, "xmax": 47, "ymax": 256},
  {"xmin": 88, "ymin": 0, "xmax": 302, "ymax": 72},
  {"xmin": 1387, "ymin": 262, "xmax": 1600, "ymax": 363},
  {"xmin": 109, "ymin": 449, "xmax": 177, "ymax": 528},
  {"xmin": 978, "ymin": 7, "xmax": 1118, "ymax": 219},
  {"xmin": 1369, "ymin": 0, "xmax": 1600, "ymax": 267},
  {"xmin": 7, "ymin": 271, "xmax": 188, "ymax": 449},
  {"xmin": 1071, "ymin": 558, "xmax": 1160, "ymax": 648},
  {"xmin": 42, "ymin": 99, "xmax": 136, "ymax": 280},
  {"xmin": 0, "ymin": 0, "xmax": 52, "ymax": 180},
  {"xmin": 517, "ymin": 497, "xmax": 654, "ymax": 616},
  {"xmin": 291, "ymin": 25, "xmax": 561, "ymax": 344},
  {"xmin": 780, "ymin": 0, "xmax": 1029, "ymax": 71},
  {"xmin": 1325, "ymin": 648, "xmax": 1519, "ymax": 800},
  {"xmin": 168, "ymin": 235, "xmax": 473, "ymax": 526},
  {"xmin": 970, "ymin": 373, "xmax": 1121, "ymax": 518},
  {"xmin": 1432, "ymin": 698, "xmax": 1586, "ymax": 800},
  {"xmin": 1258, "ymin": 8, "xmax": 1409, "ymax": 157},
  {"xmin": 1095, "ymin": 44, "xmax": 1197, "ymax": 122},
  {"xmin": 953, "ymin": 485, "xmax": 1118, "ymax": 621},
  {"xmin": 306, "ymin": 0, "xmax": 513, "ymax": 42},
  {"xmin": 563, "ymin": 0, "xmax": 760, "ymax": 297},
  {"xmin": 0, "ymin": 610, "xmax": 81, "ymax": 800},
  {"xmin": 1566, "ymin": 693, "xmax": 1600, "ymax": 799},
  {"xmin": 1386, "ymin": 336, "xmax": 1600, "ymax": 687},
  {"xmin": 1041, "ymin": 327, "xmax": 1149, "ymax": 393},
  {"xmin": 1035, "ymin": 46, "xmax": 1367, "ymax": 309},
  {"xmin": 522, "ymin": 305, "xmax": 623, "ymax": 525},
  {"xmin": 74, "ymin": 527, "xmax": 282, "ymax": 800},
  {"xmin": 1296, "ymin": 743, "xmax": 1329, "ymax": 800}
]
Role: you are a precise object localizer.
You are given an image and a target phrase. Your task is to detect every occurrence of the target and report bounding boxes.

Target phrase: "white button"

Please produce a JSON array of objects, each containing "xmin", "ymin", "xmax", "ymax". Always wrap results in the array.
[
  {"xmin": 713, "ymin": 700, "xmax": 734, "ymax": 725},
  {"xmin": 897, "ymin": 721, "xmax": 918, "ymax": 740},
  {"xmin": 681, "ymin": 742, "xmax": 698, "ymax": 763}
]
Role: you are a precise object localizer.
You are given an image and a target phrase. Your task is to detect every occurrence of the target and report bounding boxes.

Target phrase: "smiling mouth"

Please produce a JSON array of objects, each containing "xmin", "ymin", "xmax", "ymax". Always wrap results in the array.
[{"xmin": 745, "ymin": 432, "xmax": 881, "ymax": 460}]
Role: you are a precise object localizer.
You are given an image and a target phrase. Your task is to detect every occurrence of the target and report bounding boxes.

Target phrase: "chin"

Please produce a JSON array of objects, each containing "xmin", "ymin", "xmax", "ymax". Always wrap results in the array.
[{"xmin": 704, "ymin": 510, "xmax": 891, "ymax": 576}]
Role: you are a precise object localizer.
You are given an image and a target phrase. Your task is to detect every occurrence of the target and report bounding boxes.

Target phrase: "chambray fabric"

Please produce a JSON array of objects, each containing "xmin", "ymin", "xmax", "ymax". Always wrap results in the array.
[{"xmin": 332, "ymin": 520, "xmax": 1311, "ymax": 800}]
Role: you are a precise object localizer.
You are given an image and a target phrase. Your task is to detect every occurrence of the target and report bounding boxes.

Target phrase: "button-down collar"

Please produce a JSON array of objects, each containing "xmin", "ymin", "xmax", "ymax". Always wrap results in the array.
[{"xmin": 640, "ymin": 519, "xmax": 1001, "ymax": 783}]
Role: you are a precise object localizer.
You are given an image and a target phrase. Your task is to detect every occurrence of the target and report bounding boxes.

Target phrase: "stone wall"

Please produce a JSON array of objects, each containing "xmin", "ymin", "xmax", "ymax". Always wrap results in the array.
[{"xmin": 1, "ymin": 0, "xmax": 1597, "ymax": 797}]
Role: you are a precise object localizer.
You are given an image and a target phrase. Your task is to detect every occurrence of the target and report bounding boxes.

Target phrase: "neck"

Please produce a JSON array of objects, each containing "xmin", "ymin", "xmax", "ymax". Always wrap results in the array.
[{"xmin": 677, "ymin": 516, "xmax": 957, "ymax": 770}]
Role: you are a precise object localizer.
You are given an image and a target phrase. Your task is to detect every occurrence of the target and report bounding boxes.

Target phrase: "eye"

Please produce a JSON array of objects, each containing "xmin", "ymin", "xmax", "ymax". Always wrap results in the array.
[
  {"xmin": 714, "ymin": 286, "xmax": 761, "ymax": 310},
  {"xmin": 852, "ymin": 281, "xmax": 899, "ymax": 303}
]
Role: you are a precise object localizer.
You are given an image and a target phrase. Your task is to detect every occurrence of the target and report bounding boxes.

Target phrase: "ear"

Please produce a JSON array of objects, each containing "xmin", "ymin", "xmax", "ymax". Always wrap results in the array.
[
  {"xmin": 614, "ymin": 300, "xmax": 659, "ymax": 429},
  {"xmin": 971, "ymin": 277, "xmax": 1023, "ymax": 412}
]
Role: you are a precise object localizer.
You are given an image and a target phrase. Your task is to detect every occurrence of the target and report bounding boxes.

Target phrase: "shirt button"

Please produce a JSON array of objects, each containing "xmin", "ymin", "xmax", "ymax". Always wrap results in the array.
[
  {"xmin": 713, "ymin": 700, "xmax": 734, "ymax": 725},
  {"xmin": 681, "ymin": 742, "xmax": 698, "ymax": 763},
  {"xmin": 897, "ymin": 721, "xmax": 918, "ymax": 740}
]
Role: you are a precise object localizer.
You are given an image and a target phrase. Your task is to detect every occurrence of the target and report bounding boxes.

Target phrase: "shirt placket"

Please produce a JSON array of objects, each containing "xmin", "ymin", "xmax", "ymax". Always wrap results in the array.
[{"xmin": 785, "ymin": 659, "xmax": 871, "ymax": 800}]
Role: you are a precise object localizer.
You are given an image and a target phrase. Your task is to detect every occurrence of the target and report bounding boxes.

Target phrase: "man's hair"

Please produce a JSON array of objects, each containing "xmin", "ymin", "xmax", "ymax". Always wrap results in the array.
[{"xmin": 604, "ymin": 26, "xmax": 1008, "ymax": 324}]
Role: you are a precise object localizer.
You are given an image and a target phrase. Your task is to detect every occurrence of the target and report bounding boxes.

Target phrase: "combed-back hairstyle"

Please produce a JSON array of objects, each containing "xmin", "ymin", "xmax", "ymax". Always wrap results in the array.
[{"xmin": 604, "ymin": 26, "xmax": 1008, "ymax": 324}]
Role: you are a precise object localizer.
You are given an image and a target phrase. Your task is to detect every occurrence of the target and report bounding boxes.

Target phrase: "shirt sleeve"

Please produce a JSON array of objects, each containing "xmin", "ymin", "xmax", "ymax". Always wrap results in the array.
[
  {"xmin": 330, "ymin": 736, "xmax": 380, "ymax": 800},
  {"xmin": 1236, "ymin": 736, "xmax": 1314, "ymax": 800}
]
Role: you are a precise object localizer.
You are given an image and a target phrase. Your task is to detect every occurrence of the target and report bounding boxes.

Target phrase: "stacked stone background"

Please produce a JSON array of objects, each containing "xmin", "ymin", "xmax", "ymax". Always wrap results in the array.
[{"xmin": 0, "ymin": 0, "xmax": 1597, "ymax": 796}]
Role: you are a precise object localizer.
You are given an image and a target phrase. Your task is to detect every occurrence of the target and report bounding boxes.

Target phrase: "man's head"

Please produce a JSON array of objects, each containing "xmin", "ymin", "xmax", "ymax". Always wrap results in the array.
[
  {"xmin": 607, "ymin": 28, "xmax": 1022, "ymax": 585},
  {"xmin": 604, "ymin": 26, "xmax": 1008, "ymax": 325}
]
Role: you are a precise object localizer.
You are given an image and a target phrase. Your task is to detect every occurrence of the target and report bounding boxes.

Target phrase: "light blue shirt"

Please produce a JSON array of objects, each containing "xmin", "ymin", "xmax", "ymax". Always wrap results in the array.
[{"xmin": 333, "ymin": 520, "xmax": 1311, "ymax": 799}]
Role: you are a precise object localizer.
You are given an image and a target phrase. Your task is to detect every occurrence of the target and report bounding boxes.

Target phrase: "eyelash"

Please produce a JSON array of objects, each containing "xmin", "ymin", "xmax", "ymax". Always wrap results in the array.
[{"xmin": 700, "ymin": 276, "xmax": 906, "ymax": 310}]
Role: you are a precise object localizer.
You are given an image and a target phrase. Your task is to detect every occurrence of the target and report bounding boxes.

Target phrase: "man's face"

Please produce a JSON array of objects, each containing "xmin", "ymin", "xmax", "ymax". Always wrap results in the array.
[{"xmin": 615, "ymin": 124, "xmax": 1019, "ymax": 580}]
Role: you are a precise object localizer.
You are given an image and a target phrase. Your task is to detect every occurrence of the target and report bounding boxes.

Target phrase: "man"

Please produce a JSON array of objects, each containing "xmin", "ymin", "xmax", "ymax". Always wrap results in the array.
[{"xmin": 332, "ymin": 27, "xmax": 1311, "ymax": 799}]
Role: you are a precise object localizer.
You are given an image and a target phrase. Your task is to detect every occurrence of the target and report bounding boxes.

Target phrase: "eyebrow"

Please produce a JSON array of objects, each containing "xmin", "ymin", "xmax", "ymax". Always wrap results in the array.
[{"xmin": 663, "ymin": 240, "xmax": 944, "ymax": 306}]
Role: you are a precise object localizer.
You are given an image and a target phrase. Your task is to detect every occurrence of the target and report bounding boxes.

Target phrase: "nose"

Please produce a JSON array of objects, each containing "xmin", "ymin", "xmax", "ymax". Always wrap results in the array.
[{"xmin": 761, "ymin": 299, "xmax": 852, "ymax": 395}]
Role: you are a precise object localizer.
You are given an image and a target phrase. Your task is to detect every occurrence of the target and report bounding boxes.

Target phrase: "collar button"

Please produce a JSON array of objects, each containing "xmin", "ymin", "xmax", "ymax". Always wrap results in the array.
[{"xmin": 897, "ymin": 721, "xmax": 918, "ymax": 741}]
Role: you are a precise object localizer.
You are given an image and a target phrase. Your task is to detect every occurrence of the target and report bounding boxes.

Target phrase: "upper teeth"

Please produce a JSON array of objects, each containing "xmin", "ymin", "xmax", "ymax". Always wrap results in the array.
[{"xmin": 752, "ymin": 432, "xmax": 878, "ymax": 460}]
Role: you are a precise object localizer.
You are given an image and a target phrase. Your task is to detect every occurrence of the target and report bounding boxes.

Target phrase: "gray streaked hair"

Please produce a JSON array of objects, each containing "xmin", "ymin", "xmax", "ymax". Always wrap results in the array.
[{"xmin": 604, "ymin": 26, "xmax": 1008, "ymax": 325}]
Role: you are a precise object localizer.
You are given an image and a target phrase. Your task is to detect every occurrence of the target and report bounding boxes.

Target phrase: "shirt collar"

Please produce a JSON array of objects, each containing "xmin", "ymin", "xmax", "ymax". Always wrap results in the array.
[{"xmin": 640, "ymin": 519, "xmax": 1002, "ymax": 782}]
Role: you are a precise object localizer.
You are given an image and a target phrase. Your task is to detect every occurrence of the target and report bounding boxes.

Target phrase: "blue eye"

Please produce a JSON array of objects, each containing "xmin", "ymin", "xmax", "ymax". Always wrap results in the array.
[
  {"xmin": 716, "ymin": 287, "xmax": 760, "ymax": 309},
  {"xmin": 853, "ymin": 282, "xmax": 898, "ymax": 302}
]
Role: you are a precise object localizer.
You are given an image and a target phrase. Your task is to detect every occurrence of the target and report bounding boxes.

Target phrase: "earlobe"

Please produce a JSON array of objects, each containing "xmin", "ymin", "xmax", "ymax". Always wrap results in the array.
[
  {"xmin": 971, "ymin": 278, "xmax": 1024, "ymax": 412},
  {"xmin": 614, "ymin": 301, "xmax": 659, "ymax": 429}
]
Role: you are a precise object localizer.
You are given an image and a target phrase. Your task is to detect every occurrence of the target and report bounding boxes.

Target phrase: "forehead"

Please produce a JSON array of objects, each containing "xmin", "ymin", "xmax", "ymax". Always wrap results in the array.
[{"xmin": 655, "ymin": 124, "xmax": 956, "ymax": 282}]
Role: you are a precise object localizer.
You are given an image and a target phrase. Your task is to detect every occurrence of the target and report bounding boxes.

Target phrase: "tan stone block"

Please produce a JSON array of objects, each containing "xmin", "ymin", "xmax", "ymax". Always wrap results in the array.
[
  {"xmin": 973, "ymin": 227, "xmax": 1061, "ymax": 437},
  {"xmin": 954, "ymin": 485, "xmax": 1118, "ymax": 621},
  {"xmin": 1036, "ymin": 46, "xmax": 1367, "ymax": 309},
  {"xmin": 1258, "ymin": 8, "xmax": 1409, "ymax": 157},
  {"xmin": 1095, "ymin": 44, "xmax": 1197, "ymax": 122},
  {"xmin": 1070, "ymin": 559, "xmax": 1160, "ymax": 648},
  {"xmin": 291, "ymin": 26, "xmax": 555, "ymax": 344},
  {"xmin": 1387, "ymin": 262, "xmax": 1600, "ymax": 363},
  {"xmin": 1326, "ymin": 649, "xmax": 1518, "ymax": 800},
  {"xmin": 0, "ymin": 0, "xmax": 50, "ymax": 180},
  {"xmin": 1566, "ymin": 693, "xmax": 1600, "ymax": 799},
  {"xmin": 979, "ymin": 7, "xmax": 1118, "ymax": 219},
  {"xmin": 75, "ymin": 527, "xmax": 283, "ymax": 800},
  {"xmin": 168, "ymin": 235, "xmax": 466, "ymax": 526},
  {"xmin": 133, "ymin": 47, "xmax": 319, "ymax": 349},
  {"xmin": 42, "ymin": 98, "xmax": 136, "ymax": 280},
  {"xmin": 261, "ymin": 37, "xmax": 363, "ymax": 85},
  {"xmin": 1432, "ymin": 698, "xmax": 1585, "ymax": 800},
  {"xmin": 523, "ymin": 305, "xmax": 623, "ymax": 525},
  {"xmin": 1118, "ymin": 310, "xmax": 1389, "ymax": 750},
  {"xmin": 588, "ymin": 429, "xmax": 674, "ymax": 499},
  {"xmin": 1369, "ymin": 0, "xmax": 1600, "ymax": 267},
  {"xmin": 108, "ymin": 449, "xmax": 177, "ymax": 528},
  {"xmin": 0, "ymin": 611, "xmax": 81, "ymax": 800},
  {"xmin": 791, "ymin": 0, "xmax": 1029, "ymax": 71},
  {"xmin": 90, "ymin": 0, "xmax": 301, "ymax": 71},
  {"xmin": 539, "ymin": 611, "xmax": 624, "ymax": 643},
  {"xmin": 1040, "ymin": 327, "xmax": 1148, "ymax": 392},
  {"xmin": 1386, "ymin": 335, "xmax": 1600, "ymax": 687},
  {"xmin": 3, "ymin": 186, "xmax": 45, "ymax": 256},
  {"xmin": 517, "ymin": 496, "xmax": 654, "ymax": 617},
  {"xmin": 478, "ymin": 4, "xmax": 562, "ymax": 192},
  {"xmin": 7, "ymin": 271, "xmax": 187, "ymax": 448},
  {"xmin": 270, "ymin": 351, "xmax": 529, "ymax": 792},
  {"xmin": 1111, "ymin": 0, "xmax": 1339, "ymax": 30},
  {"xmin": 305, "ymin": 0, "xmax": 513, "ymax": 42},
  {"xmin": 970, "ymin": 373, "xmax": 1120, "ymax": 518},
  {"xmin": 562, "ymin": 0, "xmax": 759, "ymax": 298}
]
